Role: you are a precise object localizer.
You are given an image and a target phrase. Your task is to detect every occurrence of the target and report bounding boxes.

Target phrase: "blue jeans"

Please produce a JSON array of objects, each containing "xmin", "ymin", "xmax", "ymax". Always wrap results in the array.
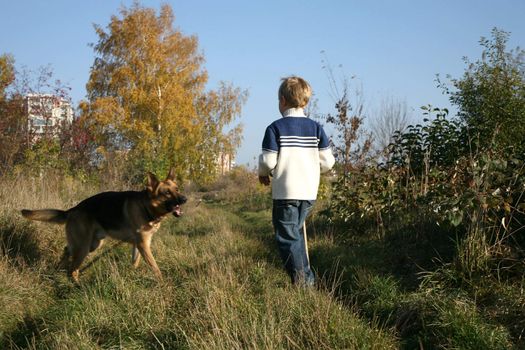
[{"xmin": 272, "ymin": 199, "xmax": 316, "ymax": 286}]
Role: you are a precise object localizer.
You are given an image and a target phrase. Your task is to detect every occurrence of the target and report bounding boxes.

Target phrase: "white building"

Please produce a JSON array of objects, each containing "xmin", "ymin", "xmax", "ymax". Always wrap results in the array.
[
  {"xmin": 217, "ymin": 152, "xmax": 235, "ymax": 174},
  {"xmin": 25, "ymin": 94, "xmax": 73, "ymax": 141}
]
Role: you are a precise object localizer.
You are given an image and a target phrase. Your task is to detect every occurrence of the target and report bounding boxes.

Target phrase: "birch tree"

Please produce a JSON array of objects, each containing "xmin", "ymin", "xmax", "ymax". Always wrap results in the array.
[{"xmin": 84, "ymin": 3, "xmax": 246, "ymax": 183}]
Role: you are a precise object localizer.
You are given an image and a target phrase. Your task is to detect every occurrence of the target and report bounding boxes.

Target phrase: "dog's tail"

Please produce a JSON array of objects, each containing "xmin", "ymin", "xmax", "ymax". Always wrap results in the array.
[{"xmin": 21, "ymin": 209, "xmax": 68, "ymax": 224}]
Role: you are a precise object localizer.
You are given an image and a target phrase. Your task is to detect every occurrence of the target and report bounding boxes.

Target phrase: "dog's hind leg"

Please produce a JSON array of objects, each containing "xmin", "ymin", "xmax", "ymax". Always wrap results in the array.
[
  {"xmin": 131, "ymin": 244, "xmax": 141, "ymax": 268},
  {"xmin": 57, "ymin": 246, "xmax": 70, "ymax": 270},
  {"xmin": 69, "ymin": 245, "xmax": 90, "ymax": 283},
  {"xmin": 65, "ymin": 212, "xmax": 93, "ymax": 283},
  {"xmin": 90, "ymin": 231, "xmax": 105, "ymax": 252}
]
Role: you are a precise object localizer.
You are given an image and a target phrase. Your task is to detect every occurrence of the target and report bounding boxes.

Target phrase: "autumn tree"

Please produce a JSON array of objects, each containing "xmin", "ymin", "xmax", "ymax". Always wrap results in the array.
[
  {"xmin": 0, "ymin": 54, "xmax": 87, "ymax": 175},
  {"xmin": 84, "ymin": 3, "xmax": 246, "ymax": 183},
  {"xmin": 0, "ymin": 54, "xmax": 15, "ymax": 101},
  {"xmin": 0, "ymin": 54, "xmax": 25, "ymax": 172}
]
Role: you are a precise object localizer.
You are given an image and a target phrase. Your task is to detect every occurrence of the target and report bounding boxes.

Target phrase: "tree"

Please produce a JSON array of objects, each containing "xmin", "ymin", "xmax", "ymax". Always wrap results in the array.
[
  {"xmin": 370, "ymin": 95, "xmax": 411, "ymax": 154},
  {"xmin": 84, "ymin": 3, "xmax": 246, "ymax": 183},
  {"xmin": 322, "ymin": 75, "xmax": 372, "ymax": 176},
  {"xmin": 0, "ymin": 54, "xmax": 25, "ymax": 171},
  {"xmin": 0, "ymin": 54, "xmax": 85, "ymax": 175},
  {"xmin": 388, "ymin": 106, "xmax": 467, "ymax": 175},
  {"xmin": 443, "ymin": 28, "xmax": 525, "ymax": 154},
  {"xmin": 193, "ymin": 82, "xmax": 246, "ymax": 178},
  {"xmin": 0, "ymin": 54, "xmax": 15, "ymax": 101}
]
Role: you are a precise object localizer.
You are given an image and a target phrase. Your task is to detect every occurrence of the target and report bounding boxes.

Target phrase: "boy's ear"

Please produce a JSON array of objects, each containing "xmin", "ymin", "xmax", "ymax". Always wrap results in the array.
[
  {"xmin": 146, "ymin": 172, "xmax": 160, "ymax": 192},
  {"xmin": 166, "ymin": 167, "xmax": 176, "ymax": 181}
]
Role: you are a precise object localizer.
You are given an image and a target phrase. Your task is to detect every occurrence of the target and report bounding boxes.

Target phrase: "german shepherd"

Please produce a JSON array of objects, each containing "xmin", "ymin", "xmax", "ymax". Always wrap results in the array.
[{"xmin": 21, "ymin": 168, "xmax": 187, "ymax": 282}]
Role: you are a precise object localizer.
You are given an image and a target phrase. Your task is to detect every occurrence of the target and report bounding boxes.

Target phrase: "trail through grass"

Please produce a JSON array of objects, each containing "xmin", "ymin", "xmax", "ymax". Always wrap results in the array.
[{"xmin": 0, "ymin": 192, "xmax": 397, "ymax": 349}]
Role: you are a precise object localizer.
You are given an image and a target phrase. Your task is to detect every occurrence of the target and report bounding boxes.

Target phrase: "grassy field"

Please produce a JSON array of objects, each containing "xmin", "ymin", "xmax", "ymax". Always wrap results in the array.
[{"xmin": 0, "ymin": 174, "xmax": 522, "ymax": 349}]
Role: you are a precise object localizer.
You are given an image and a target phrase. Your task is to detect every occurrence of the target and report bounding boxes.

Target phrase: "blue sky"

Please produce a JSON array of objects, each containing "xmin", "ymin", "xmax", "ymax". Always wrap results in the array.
[{"xmin": 1, "ymin": 1, "xmax": 524, "ymax": 165}]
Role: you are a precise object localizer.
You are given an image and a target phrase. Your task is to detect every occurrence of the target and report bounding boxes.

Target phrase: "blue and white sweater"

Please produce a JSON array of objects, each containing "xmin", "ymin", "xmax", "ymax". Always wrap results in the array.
[{"xmin": 258, "ymin": 108, "xmax": 335, "ymax": 200}]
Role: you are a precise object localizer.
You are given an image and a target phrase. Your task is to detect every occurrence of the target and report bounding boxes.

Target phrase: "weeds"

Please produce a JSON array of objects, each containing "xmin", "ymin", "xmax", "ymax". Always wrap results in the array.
[
  {"xmin": 1, "ymin": 170, "xmax": 524, "ymax": 348},
  {"xmin": 0, "ymin": 173, "xmax": 397, "ymax": 349}
]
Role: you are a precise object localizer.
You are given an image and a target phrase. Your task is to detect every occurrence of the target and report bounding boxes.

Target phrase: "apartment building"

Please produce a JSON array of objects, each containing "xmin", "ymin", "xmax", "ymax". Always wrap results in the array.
[
  {"xmin": 25, "ymin": 94, "xmax": 73, "ymax": 141},
  {"xmin": 217, "ymin": 151, "xmax": 235, "ymax": 174}
]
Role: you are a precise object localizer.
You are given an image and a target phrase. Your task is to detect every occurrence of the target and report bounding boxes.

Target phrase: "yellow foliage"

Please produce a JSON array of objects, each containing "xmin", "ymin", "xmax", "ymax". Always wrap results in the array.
[{"xmin": 83, "ymin": 3, "xmax": 247, "ymax": 183}]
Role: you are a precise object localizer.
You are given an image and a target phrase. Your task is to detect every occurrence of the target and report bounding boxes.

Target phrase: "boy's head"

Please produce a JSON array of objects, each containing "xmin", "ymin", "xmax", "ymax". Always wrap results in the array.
[{"xmin": 278, "ymin": 76, "xmax": 312, "ymax": 109}]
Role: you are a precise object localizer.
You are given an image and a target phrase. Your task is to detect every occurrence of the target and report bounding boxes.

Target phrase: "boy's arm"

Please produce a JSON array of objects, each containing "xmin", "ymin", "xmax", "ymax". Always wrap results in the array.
[
  {"xmin": 258, "ymin": 151, "xmax": 277, "ymax": 176},
  {"xmin": 320, "ymin": 149, "xmax": 335, "ymax": 173},
  {"xmin": 258, "ymin": 126, "xmax": 279, "ymax": 178},
  {"xmin": 318, "ymin": 127, "xmax": 335, "ymax": 173}
]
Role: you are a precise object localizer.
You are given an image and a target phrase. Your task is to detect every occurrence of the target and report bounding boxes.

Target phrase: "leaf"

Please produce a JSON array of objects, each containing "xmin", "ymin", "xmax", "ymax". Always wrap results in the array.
[{"xmin": 449, "ymin": 210, "xmax": 464, "ymax": 227}]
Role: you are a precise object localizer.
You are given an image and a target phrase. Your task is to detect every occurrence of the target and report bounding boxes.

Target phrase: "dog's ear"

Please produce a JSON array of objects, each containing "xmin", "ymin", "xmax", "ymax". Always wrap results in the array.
[
  {"xmin": 166, "ymin": 167, "xmax": 176, "ymax": 181},
  {"xmin": 146, "ymin": 172, "xmax": 160, "ymax": 192}
]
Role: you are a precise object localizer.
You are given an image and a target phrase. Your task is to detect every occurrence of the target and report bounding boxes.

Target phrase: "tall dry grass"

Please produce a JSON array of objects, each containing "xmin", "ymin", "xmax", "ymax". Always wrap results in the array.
[
  {"xmin": 0, "ymin": 172, "xmax": 397, "ymax": 349},
  {"xmin": 1, "ymin": 170, "xmax": 519, "ymax": 348}
]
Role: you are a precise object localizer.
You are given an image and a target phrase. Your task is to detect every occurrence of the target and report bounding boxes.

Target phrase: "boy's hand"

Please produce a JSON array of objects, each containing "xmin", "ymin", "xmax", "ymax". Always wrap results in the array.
[{"xmin": 259, "ymin": 176, "xmax": 271, "ymax": 186}]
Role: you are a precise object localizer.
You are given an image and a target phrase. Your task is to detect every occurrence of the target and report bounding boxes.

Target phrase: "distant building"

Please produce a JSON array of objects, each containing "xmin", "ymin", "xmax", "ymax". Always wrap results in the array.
[
  {"xmin": 217, "ymin": 152, "xmax": 235, "ymax": 174},
  {"xmin": 25, "ymin": 94, "xmax": 73, "ymax": 141}
]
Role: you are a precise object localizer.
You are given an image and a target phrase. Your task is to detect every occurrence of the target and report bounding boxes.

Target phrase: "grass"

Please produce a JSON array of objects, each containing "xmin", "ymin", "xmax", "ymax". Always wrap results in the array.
[
  {"xmin": 0, "ymin": 172, "xmax": 523, "ymax": 349},
  {"xmin": 0, "ymin": 174, "xmax": 396, "ymax": 349}
]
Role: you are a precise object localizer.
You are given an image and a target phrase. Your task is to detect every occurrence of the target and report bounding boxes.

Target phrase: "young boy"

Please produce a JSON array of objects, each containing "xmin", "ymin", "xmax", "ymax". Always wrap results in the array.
[{"xmin": 258, "ymin": 76, "xmax": 335, "ymax": 286}]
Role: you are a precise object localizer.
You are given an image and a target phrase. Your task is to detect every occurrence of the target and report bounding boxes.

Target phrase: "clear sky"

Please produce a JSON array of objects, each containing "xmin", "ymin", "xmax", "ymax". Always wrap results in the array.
[{"xmin": 1, "ymin": 0, "xmax": 524, "ymax": 166}]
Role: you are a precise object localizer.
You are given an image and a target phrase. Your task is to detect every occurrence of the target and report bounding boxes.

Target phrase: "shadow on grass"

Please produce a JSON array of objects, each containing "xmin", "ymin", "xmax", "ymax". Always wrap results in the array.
[
  {"xmin": 88, "ymin": 326, "xmax": 187, "ymax": 349},
  {"xmin": 310, "ymin": 216, "xmax": 458, "ymax": 291},
  {"xmin": 2, "ymin": 319, "xmax": 188, "ymax": 349},
  {"xmin": 0, "ymin": 316, "xmax": 45, "ymax": 349},
  {"xmin": 168, "ymin": 219, "xmax": 213, "ymax": 237},
  {"xmin": 308, "ymin": 215, "xmax": 460, "ymax": 348},
  {"xmin": 147, "ymin": 330, "xmax": 188, "ymax": 350},
  {"xmin": 0, "ymin": 219, "xmax": 42, "ymax": 267},
  {"xmin": 234, "ymin": 209, "xmax": 287, "ymax": 271}
]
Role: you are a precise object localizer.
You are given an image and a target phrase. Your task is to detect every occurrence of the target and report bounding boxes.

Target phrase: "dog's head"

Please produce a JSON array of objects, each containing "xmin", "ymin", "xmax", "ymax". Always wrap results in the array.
[{"xmin": 146, "ymin": 168, "xmax": 187, "ymax": 217}]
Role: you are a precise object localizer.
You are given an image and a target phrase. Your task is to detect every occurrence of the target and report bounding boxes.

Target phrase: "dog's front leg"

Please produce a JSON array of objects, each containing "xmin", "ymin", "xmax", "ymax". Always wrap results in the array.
[
  {"xmin": 131, "ymin": 244, "xmax": 141, "ymax": 267},
  {"xmin": 136, "ymin": 239, "xmax": 162, "ymax": 280}
]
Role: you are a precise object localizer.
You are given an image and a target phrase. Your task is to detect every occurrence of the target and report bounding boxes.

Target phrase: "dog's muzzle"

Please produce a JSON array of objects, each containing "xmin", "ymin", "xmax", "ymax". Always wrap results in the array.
[{"xmin": 169, "ymin": 195, "xmax": 187, "ymax": 217}]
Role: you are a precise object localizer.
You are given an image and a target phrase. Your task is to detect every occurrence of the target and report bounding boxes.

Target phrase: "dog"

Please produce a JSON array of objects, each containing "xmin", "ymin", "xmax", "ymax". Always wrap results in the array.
[{"xmin": 21, "ymin": 168, "xmax": 187, "ymax": 282}]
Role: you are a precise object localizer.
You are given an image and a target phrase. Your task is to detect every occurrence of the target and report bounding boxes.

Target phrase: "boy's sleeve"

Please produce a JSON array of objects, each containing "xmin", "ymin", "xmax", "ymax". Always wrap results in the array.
[
  {"xmin": 318, "ymin": 126, "xmax": 335, "ymax": 173},
  {"xmin": 258, "ymin": 125, "xmax": 279, "ymax": 176}
]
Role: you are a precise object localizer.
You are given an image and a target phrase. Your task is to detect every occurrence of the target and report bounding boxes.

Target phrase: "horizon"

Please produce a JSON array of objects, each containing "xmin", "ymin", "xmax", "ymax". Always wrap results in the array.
[{"xmin": 1, "ymin": 0, "xmax": 524, "ymax": 166}]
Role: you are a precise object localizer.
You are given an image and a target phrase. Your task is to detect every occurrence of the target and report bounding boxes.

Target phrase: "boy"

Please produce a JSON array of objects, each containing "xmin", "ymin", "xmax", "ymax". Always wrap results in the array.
[{"xmin": 258, "ymin": 76, "xmax": 335, "ymax": 286}]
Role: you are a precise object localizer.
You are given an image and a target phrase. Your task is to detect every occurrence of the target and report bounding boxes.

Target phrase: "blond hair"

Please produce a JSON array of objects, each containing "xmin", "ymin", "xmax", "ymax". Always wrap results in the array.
[{"xmin": 278, "ymin": 76, "xmax": 312, "ymax": 108}]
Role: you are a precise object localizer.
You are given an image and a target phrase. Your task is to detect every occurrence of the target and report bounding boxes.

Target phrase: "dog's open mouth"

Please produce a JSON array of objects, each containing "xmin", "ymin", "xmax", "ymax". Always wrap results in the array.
[{"xmin": 172, "ymin": 205, "xmax": 182, "ymax": 217}]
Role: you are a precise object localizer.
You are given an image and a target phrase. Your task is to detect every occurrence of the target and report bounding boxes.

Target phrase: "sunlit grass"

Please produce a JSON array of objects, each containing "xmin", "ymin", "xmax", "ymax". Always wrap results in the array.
[{"xmin": 0, "ymin": 173, "xmax": 522, "ymax": 349}]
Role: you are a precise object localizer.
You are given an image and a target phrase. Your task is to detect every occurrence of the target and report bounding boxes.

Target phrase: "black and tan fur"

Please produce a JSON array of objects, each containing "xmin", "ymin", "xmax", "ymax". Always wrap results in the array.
[{"xmin": 21, "ymin": 168, "xmax": 186, "ymax": 282}]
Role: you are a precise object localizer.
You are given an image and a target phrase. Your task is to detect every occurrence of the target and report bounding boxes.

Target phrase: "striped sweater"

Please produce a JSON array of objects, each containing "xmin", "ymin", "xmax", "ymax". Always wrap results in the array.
[{"xmin": 258, "ymin": 108, "xmax": 335, "ymax": 200}]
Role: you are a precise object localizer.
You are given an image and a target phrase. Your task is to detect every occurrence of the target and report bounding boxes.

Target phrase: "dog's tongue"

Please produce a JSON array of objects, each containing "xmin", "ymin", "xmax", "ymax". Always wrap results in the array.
[{"xmin": 172, "ymin": 205, "xmax": 182, "ymax": 217}]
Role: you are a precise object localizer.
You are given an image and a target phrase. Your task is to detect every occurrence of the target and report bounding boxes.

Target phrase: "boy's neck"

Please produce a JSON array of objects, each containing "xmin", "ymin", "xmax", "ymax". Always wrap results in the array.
[{"xmin": 281, "ymin": 107, "xmax": 305, "ymax": 118}]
